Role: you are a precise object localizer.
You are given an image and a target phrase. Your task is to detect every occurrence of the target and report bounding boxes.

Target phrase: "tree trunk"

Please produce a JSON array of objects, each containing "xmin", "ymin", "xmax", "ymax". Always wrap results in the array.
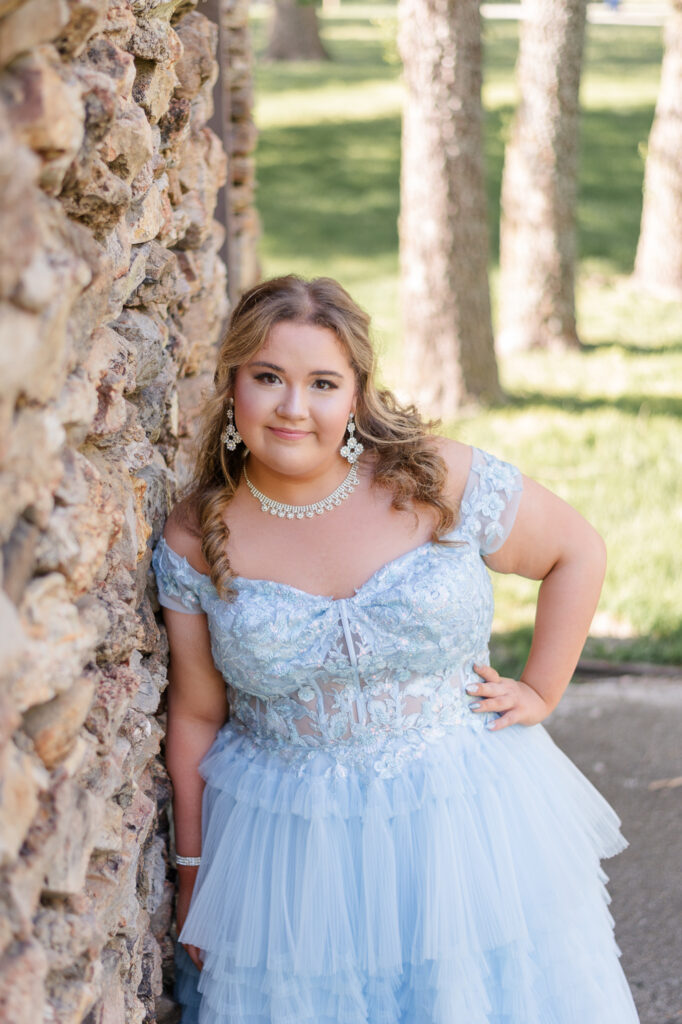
[
  {"xmin": 398, "ymin": 0, "xmax": 501, "ymax": 418},
  {"xmin": 498, "ymin": 0, "xmax": 587, "ymax": 352},
  {"xmin": 266, "ymin": 0, "xmax": 329, "ymax": 61},
  {"xmin": 634, "ymin": 0, "xmax": 682, "ymax": 298}
]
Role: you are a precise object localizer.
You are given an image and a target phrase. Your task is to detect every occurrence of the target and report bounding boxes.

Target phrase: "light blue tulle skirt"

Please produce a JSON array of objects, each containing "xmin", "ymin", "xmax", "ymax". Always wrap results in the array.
[{"xmin": 174, "ymin": 719, "xmax": 640, "ymax": 1023}]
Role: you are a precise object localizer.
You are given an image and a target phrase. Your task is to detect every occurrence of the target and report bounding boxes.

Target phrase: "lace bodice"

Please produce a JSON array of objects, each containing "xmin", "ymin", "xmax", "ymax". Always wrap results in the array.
[{"xmin": 151, "ymin": 448, "xmax": 522, "ymax": 777}]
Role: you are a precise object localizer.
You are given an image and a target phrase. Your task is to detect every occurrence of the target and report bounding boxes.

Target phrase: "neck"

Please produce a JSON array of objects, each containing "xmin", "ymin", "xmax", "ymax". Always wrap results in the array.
[{"xmin": 243, "ymin": 456, "xmax": 355, "ymax": 506}]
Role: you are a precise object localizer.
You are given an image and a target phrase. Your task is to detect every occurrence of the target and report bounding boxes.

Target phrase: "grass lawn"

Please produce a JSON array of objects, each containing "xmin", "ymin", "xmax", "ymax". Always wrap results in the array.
[{"xmin": 250, "ymin": 4, "xmax": 682, "ymax": 673}]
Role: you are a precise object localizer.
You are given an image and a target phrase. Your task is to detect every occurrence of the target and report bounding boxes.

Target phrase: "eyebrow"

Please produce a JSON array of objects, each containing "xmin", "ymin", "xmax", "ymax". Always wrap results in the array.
[{"xmin": 249, "ymin": 361, "xmax": 345, "ymax": 378}]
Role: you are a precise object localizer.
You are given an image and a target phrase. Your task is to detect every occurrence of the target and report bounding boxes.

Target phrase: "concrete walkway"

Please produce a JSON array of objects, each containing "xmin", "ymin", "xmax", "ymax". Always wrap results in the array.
[{"xmin": 545, "ymin": 675, "xmax": 682, "ymax": 1024}]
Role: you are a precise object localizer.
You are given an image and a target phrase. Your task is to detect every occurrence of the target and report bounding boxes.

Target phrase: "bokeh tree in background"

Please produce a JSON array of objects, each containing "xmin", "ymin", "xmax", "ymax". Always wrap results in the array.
[
  {"xmin": 398, "ymin": 0, "xmax": 501, "ymax": 418},
  {"xmin": 634, "ymin": 0, "xmax": 682, "ymax": 298},
  {"xmin": 266, "ymin": 0, "xmax": 329, "ymax": 61},
  {"xmin": 498, "ymin": 0, "xmax": 588, "ymax": 352}
]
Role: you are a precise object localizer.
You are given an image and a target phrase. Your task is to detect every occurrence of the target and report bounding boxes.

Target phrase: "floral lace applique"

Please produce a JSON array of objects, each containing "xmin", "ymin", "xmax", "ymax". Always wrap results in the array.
[{"xmin": 150, "ymin": 448, "xmax": 523, "ymax": 778}]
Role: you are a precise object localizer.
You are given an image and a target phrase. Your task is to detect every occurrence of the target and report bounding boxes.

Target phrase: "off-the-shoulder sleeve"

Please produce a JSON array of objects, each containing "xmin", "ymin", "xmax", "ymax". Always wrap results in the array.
[
  {"xmin": 150, "ymin": 536, "xmax": 205, "ymax": 614},
  {"xmin": 458, "ymin": 447, "xmax": 523, "ymax": 555}
]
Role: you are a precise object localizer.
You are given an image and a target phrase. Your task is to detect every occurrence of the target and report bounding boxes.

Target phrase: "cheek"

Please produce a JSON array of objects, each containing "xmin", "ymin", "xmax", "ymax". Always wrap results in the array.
[
  {"xmin": 233, "ymin": 378, "xmax": 268, "ymax": 426},
  {"xmin": 316, "ymin": 393, "xmax": 353, "ymax": 436}
]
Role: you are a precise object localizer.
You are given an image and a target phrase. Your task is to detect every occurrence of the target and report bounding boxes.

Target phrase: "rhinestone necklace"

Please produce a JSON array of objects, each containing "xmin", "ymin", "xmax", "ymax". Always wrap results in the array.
[{"xmin": 243, "ymin": 462, "xmax": 359, "ymax": 519}]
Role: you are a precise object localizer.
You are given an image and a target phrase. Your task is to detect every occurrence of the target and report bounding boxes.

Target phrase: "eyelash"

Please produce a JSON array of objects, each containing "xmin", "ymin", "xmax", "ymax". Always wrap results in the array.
[{"xmin": 253, "ymin": 373, "xmax": 338, "ymax": 391}]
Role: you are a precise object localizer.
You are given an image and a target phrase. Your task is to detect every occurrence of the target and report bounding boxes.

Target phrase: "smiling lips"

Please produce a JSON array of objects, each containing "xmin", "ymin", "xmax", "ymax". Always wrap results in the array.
[{"xmin": 268, "ymin": 427, "xmax": 310, "ymax": 440}]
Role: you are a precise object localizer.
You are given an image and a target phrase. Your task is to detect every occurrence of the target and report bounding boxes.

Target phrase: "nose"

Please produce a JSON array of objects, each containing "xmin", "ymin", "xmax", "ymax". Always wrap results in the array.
[{"xmin": 277, "ymin": 385, "xmax": 307, "ymax": 420}]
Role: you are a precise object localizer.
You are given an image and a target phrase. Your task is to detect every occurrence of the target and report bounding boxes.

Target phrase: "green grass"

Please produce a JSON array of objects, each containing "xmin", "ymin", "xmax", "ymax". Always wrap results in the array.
[{"xmin": 250, "ymin": 6, "xmax": 682, "ymax": 672}]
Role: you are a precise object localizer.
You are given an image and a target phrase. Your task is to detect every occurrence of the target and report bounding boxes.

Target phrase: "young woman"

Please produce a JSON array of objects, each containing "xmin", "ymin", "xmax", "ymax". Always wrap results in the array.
[{"xmin": 151, "ymin": 275, "xmax": 640, "ymax": 1023}]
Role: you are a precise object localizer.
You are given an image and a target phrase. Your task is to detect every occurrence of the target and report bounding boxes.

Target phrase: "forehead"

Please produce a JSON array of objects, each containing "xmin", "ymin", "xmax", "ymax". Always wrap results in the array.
[{"xmin": 253, "ymin": 321, "xmax": 352, "ymax": 370}]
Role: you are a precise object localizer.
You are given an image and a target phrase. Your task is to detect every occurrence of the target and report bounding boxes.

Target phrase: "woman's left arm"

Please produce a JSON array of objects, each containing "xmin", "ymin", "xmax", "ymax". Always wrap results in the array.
[{"xmin": 467, "ymin": 475, "xmax": 607, "ymax": 730}]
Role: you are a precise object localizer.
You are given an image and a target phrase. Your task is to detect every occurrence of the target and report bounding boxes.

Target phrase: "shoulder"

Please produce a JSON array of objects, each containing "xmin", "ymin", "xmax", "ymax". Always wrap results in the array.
[
  {"xmin": 430, "ymin": 436, "xmax": 474, "ymax": 504},
  {"xmin": 162, "ymin": 498, "xmax": 211, "ymax": 576}
]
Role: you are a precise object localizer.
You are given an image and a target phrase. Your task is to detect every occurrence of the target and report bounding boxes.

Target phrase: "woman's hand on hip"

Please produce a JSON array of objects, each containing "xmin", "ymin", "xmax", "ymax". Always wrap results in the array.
[{"xmin": 467, "ymin": 663, "xmax": 551, "ymax": 730}]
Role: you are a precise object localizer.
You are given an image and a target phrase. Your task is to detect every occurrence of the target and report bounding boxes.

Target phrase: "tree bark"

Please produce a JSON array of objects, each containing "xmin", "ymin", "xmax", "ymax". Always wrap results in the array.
[
  {"xmin": 266, "ymin": 0, "xmax": 329, "ymax": 61},
  {"xmin": 398, "ymin": 0, "xmax": 501, "ymax": 418},
  {"xmin": 498, "ymin": 0, "xmax": 587, "ymax": 352},
  {"xmin": 634, "ymin": 0, "xmax": 682, "ymax": 298}
]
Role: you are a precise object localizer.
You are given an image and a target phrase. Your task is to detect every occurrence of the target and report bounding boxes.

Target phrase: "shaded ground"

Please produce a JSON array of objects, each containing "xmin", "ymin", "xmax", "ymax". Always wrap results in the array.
[{"xmin": 545, "ymin": 676, "xmax": 682, "ymax": 1024}]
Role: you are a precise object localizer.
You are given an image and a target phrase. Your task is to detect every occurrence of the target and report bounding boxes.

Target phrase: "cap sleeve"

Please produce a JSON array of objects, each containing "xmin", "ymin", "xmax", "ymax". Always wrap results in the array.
[
  {"xmin": 459, "ymin": 447, "xmax": 523, "ymax": 555},
  {"xmin": 150, "ymin": 535, "xmax": 206, "ymax": 614}
]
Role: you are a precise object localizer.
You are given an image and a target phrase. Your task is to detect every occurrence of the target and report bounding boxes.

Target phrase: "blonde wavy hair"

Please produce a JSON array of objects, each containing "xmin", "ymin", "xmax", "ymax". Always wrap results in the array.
[{"xmin": 175, "ymin": 275, "xmax": 457, "ymax": 599}]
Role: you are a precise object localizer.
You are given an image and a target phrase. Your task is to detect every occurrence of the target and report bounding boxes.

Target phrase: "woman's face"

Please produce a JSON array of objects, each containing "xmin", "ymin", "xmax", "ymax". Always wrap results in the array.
[{"xmin": 232, "ymin": 320, "xmax": 357, "ymax": 483}]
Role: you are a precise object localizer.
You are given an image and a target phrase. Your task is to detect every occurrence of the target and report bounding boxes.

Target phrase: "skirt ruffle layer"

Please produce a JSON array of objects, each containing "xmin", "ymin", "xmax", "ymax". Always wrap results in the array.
[{"xmin": 175, "ymin": 720, "xmax": 639, "ymax": 1024}]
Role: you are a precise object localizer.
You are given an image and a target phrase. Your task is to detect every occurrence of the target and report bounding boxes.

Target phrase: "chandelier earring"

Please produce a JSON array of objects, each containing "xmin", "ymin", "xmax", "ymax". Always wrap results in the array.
[
  {"xmin": 221, "ymin": 398, "xmax": 242, "ymax": 451},
  {"xmin": 340, "ymin": 411, "xmax": 364, "ymax": 465}
]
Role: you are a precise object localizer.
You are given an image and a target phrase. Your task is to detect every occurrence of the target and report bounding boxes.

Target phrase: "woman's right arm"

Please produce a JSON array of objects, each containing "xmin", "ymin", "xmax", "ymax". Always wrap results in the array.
[{"xmin": 161, "ymin": 524, "xmax": 229, "ymax": 969}]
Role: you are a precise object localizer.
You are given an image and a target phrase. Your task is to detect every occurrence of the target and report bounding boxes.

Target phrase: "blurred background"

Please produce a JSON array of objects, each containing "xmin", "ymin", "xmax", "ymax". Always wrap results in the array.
[{"xmin": 249, "ymin": 0, "xmax": 682, "ymax": 679}]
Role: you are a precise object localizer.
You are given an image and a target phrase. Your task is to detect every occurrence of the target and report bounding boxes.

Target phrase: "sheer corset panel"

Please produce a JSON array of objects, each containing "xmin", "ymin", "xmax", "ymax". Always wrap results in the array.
[{"xmin": 151, "ymin": 447, "xmax": 523, "ymax": 776}]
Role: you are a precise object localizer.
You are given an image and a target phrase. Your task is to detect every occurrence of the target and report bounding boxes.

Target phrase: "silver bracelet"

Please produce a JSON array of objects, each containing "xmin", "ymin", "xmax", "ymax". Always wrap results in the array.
[{"xmin": 176, "ymin": 854, "xmax": 201, "ymax": 866}]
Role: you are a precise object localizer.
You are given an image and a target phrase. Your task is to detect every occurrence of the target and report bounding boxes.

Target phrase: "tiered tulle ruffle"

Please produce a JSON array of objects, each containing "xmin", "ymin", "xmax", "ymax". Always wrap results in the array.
[{"xmin": 174, "ymin": 719, "xmax": 639, "ymax": 1024}]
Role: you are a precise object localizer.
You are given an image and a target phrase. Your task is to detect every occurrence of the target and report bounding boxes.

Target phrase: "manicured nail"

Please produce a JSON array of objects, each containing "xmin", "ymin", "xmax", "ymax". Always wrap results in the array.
[
  {"xmin": 469, "ymin": 702, "xmax": 481, "ymax": 711},
  {"xmin": 486, "ymin": 721, "xmax": 497, "ymax": 730},
  {"xmin": 466, "ymin": 685, "xmax": 479, "ymax": 695}
]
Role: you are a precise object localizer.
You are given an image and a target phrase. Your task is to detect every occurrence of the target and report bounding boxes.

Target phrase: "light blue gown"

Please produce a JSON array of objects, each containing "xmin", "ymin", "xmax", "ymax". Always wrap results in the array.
[{"xmin": 151, "ymin": 448, "xmax": 640, "ymax": 1024}]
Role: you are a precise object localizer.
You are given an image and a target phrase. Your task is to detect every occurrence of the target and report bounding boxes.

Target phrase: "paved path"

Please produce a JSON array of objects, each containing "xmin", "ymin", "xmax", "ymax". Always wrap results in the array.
[{"xmin": 545, "ymin": 676, "xmax": 682, "ymax": 1024}]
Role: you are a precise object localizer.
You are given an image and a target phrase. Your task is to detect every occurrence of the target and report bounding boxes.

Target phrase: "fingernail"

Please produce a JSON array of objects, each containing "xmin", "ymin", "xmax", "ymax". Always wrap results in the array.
[
  {"xmin": 486, "ymin": 721, "xmax": 497, "ymax": 730},
  {"xmin": 466, "ymin": 685, "xmax": 479, "ymax": 695},
  {"xmin": 469, "ymin": 702, "xmax": 481, "ymax": 711}
]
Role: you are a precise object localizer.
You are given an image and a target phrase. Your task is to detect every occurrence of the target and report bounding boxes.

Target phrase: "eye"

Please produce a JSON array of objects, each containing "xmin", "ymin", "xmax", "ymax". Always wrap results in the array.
[
  {"xmin": 311, "ymin": 379, "xmax": 338, "ymax": 391},
  {"xmin": 254, "ymin": 372, "xmax": 281, "ymax": 385}
]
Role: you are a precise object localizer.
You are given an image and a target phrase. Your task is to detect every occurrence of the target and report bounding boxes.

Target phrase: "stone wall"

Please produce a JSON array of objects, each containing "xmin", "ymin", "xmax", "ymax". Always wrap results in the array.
[{"xmin": 0, "ymin": 1, "xmax": 255, "ymax": 1020}]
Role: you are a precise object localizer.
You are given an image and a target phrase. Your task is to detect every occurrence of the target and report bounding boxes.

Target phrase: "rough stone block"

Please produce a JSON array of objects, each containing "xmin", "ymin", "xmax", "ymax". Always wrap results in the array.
[
  {"xmin": 79, "ymin": 734, "xmax": 130, "ymax": 801},
  {"xmin": 73, "ymin": 63, "xmax": 118, "ymax": 146},
  {"xmin": 0, "ymin": 0, "xmax": 70, "ymax": 69},
  {"xmin": 56, "ymin": 0, "xmax": 109, "ymax": 58},
  {"xmin": 0, "ymin": 407, "xmax": 65, "ymax": 542},
  {"xmin": 230, "ymin": 83, "xmax": 253, "ymax": 121},
  {"xmin": 230, "ymin": 118, "xmax": 258, "ymax": 157},
  {"xmin": 173, "ymin": 12, "xmax": 216, "ymax": 101},
  {"xmin": 84, "ymin": 662, "xmax": 141, "ymax": 747},
  {"xmin": 61, "ymin": 155, "xmax": 132, "ymax": 235},
  {"xmin": 13, "ymin": 571, "xmax": 99, "ymax": 711},
  {"xmin": 1, "ymin": 47, "xmax": 84, "ymax": 196},
  {"xmin": 35, "ymin": 448, "xmax": 122, "ymax": 596},
  {"xmin": 43, "ymin": 777, "xmax": 104, "ymax": 895},
  {"xmin": 132, "ymin": 58, "xmax": 177, "ymax": 125},
  {"xmin": 127, "ymin": 179, "xmax": 163, "ymax": 243},
  {"xmin": 0, "ymin": 941, "xmax": 47, "ymax": 1020},
  {"xmin": 55, "ymin": 367, "xmax": 101, "ymax": 440},
  {"xmin": 34, "ymin": 907, "xmax": 104, "ymax": 972},
  {"xmin": 130, "ymin": 0, "xmax": 189, "ymax": 17},
  {"xmin": 111, "ymin": 308, "xmax": 169, "ymax": 388},
  {"xmin": 101, "ymin": 99, "xmax": 154, "ymax": 184},
  {"xmin": 0, "ymin": 0, "xmax": 23, "ymax": 17},
  {"xmin": 91, "ymin": 798, "xmax": 124, "ymax": 853},
  {"xmin": 84, "ymin": 323, "xmax": 137, "ymax": 432},
  {"xmin": 23, "ymin": 672, "xmax": 97, "ymax": 768},
  {"xmin": 0, "ymin": 740, "xmax": 48, "ymax": 865},
  {"xmin": 106, "ymin": 240, "xmax": 149, "ymax": 317},
  {"xmin": 0, "ymin": 303, "xmax": 45, "ymax": 411},
  {"xmin": 0, "ymin": 106, "xmax": 40, "ymax": 299},
  {"xmin": 43, "ymin": 968, "xmax": 99, "ymax": 1023},
  {"xmin": 81, "ymin": 36, "xmax": 136, "ymax": 100},
  {"xmin": 101, "ymin": 3, "xmax": 137, "ymax": 47},
  {"xmin": 120, "ymin": 709, "xmax": 162, "ymax": 775},
  {"xmin": 128, "ymin": 18, "xmax": 182, "ymax": 64},
  {"xmin": 158, "ymin": 95, "xmax": 190, "ymax": 157},
  {"xmin": 130, "ymin": 156, "xmax": 154, "ymax": 202}
]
